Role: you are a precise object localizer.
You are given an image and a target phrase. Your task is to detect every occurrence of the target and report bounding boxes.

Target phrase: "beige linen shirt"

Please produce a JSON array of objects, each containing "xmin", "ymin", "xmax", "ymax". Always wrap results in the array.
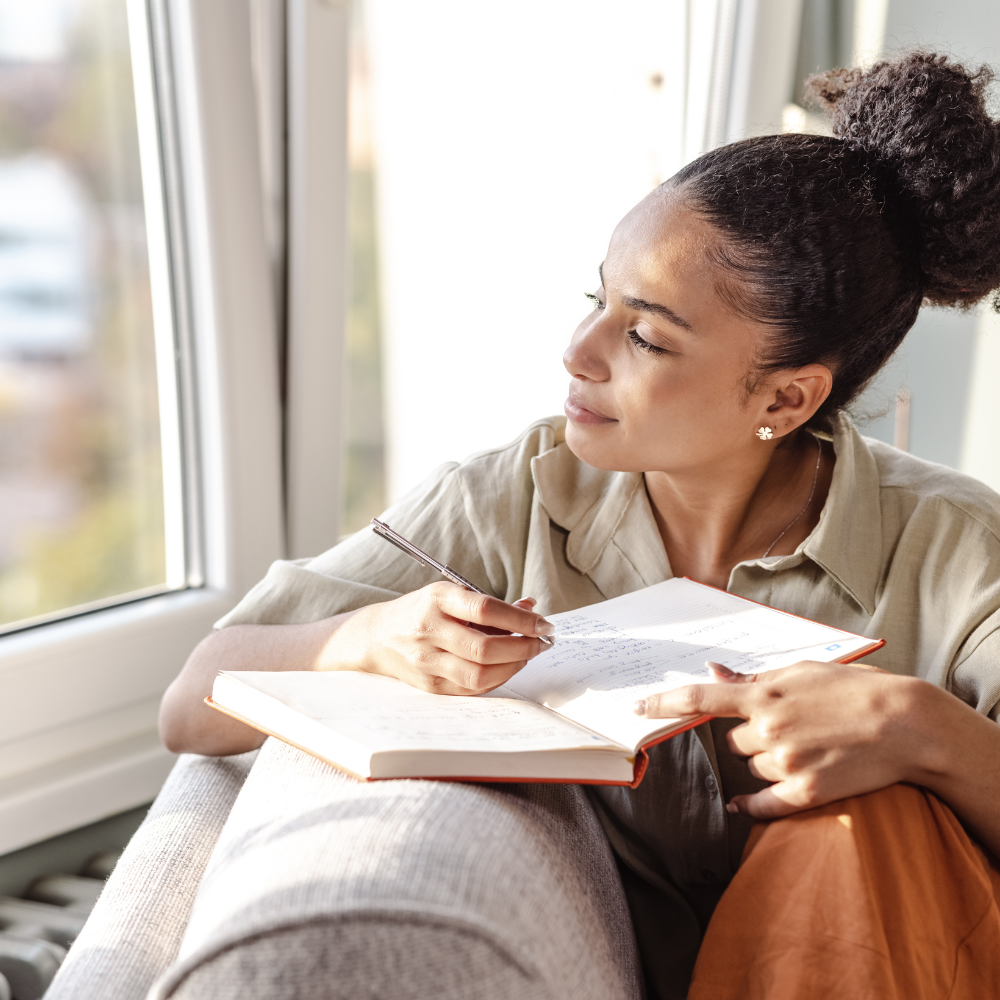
[{"xmin": 218, "ymin": 413, "xmax": 1000, "ymax": 915}]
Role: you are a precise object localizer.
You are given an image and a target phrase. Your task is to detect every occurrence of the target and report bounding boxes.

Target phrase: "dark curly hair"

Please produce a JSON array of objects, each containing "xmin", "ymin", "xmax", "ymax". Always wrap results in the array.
[{"xmin": 669, "ymin": 51, "xmax": 1000, "ymax": 430}]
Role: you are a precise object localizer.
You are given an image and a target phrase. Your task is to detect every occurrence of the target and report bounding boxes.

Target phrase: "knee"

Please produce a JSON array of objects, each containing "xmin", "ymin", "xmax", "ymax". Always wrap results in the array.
[{"xmin": 742, "ymin": 783, "xmax": 955, "ymax": 870}]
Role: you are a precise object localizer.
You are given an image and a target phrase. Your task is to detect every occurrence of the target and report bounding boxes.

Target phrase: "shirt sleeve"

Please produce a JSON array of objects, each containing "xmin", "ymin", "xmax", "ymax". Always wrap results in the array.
[
  {"xmin": 950, "ymin": 611, "xmax": 1000, "ymax": 721},
  {"xmin": 212, "ymin": 418, "xmax": 558, "ymax": 628},
  {"xmin": 214, "ymin": 460, "xmax": 487, "ymax": 628}
]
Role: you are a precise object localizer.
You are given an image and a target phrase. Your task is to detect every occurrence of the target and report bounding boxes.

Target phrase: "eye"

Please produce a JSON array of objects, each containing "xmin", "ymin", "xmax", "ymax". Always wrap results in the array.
[
  {"xmin": 628, "ymin": 330, "xmax": 667, "ymax": 355},
  {"xmin": 584, "ymin": 291, "xmax": 604, "ymax": 310}
]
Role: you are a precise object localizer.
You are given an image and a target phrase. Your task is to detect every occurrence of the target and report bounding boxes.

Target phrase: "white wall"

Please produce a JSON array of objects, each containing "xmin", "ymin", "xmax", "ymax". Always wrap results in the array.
[
  {"xmin": 851, "ymin": 0, "xmax": 1000, "ymax": 472},
  {"xmin": 961, "ymin": 307, "xmax": 1000, "ymax": 494},
  {"xmin": 365, "ymin": 0, "xmax": 691, "ymax": 500},
  {"xmin": 726, "ymin": 0, "xmax": 804, "ymax": 140}
]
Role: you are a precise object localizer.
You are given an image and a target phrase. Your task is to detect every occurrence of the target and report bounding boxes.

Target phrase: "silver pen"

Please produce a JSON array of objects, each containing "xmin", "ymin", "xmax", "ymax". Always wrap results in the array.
[{"xmin": 371, "ymin": 518, "xmax": 554, "ymax": 646}]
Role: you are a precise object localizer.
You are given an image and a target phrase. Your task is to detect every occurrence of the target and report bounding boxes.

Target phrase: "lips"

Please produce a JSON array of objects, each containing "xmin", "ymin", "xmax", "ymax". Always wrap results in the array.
[{"xmin": 564, "ymin": 394, "xmax": 617, "ymax": 425}]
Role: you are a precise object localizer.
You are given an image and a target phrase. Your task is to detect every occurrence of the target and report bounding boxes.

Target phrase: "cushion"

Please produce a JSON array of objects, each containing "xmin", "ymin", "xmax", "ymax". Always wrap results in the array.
[
  {"xmin": 45, "ymin": 750, "xmax": 259, "ymax": 1000},
  {"xmin": 151, "ymin": 739, "xmax": 642, "ymax": 1000}
]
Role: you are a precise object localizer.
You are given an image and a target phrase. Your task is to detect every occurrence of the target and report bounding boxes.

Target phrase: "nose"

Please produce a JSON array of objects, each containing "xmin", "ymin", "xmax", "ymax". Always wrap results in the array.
[{"xmin": 563, "ymin": 316, "xmax": 610, "ymax": 383}]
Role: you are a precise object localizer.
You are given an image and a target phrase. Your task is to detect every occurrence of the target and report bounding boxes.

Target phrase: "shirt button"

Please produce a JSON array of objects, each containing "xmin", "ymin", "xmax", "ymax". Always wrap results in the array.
[
  {"xmin": 700, "ymin": 868, "xmax": 718, "ymax": 883},
  {"xmin": 704, "ymin": 774, "xmax": 718, "ymax": 796}
]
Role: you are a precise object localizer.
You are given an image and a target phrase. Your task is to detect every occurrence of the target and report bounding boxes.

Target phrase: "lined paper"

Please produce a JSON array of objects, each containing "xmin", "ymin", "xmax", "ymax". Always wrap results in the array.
[
  {"xmin": 231, "ymin": 670, "xmax": 616, "ymax": 753},
  {"xmin": 503, "ymin": 578, "xmax": 875, "ymax": 750}
]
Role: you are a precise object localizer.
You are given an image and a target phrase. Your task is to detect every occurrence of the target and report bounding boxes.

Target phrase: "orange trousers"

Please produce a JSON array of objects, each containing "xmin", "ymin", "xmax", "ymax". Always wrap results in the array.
[{"xmin": 688, "ymin": 784, "xmax": 1000, "ymax": 1000}]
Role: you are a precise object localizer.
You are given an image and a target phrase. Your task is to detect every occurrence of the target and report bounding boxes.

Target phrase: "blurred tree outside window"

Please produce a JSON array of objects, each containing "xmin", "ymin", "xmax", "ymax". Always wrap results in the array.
[{"xmin": 0, "ymin": 0, "xmax": 169, "ymax": 630}]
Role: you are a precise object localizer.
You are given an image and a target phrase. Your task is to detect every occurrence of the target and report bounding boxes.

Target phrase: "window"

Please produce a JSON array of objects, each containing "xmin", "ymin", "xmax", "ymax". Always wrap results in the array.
[
  {"xmin": 0, "ymin": 0, "xmax": 184, "ymax": 633},
  {"xmin": 0, "ymin": 0, "xmax": 285, "ymax": 856}
]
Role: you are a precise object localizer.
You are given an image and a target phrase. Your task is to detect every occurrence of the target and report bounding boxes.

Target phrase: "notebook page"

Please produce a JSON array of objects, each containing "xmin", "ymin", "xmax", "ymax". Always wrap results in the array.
[
  {"xmin": 227, "ymin": 670, "xmax": 622, "ymax": 753},
  {"xmin": 502, "ymin": 578, "xmax": 876, "ymax": 751}
]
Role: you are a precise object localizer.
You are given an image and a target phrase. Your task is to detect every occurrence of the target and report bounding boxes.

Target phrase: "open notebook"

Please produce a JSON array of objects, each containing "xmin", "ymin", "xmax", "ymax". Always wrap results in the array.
[{"xmin": 208, "ymin": 577, "xmax": 884, "ymax": 787}]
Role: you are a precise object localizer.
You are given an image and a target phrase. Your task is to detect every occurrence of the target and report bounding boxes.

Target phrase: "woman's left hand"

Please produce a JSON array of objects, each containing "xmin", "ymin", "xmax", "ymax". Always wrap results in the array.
[{"xmin": 636, "ymin": 660, "xmax": 934, "ymax": 819}]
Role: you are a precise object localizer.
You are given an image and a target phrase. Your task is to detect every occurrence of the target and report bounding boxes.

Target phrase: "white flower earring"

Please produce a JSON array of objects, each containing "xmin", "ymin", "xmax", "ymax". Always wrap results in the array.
[{"xmin": 756, "ymin": 426, "xmax": 773, "ymax": 441}]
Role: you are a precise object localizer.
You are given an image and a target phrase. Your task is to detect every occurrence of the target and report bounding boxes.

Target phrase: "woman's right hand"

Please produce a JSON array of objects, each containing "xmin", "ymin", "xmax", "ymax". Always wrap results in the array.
[{"xmin": 328, "ymin": 582, "xmax": 555, "ymax": 695}]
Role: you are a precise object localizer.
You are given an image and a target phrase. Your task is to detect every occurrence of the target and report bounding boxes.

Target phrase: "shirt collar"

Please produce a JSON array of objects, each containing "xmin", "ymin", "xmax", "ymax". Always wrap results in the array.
[
  {"xmin": 531, "ymin": 436, "xmax": 649, "ymax": 575},
  {"xmin": 796, "ymin": 413, "xmax": 883, "ymax": 615},
  {"xmin": 531, "ymin": 413, "xmax": 884, "ymax": 614}
]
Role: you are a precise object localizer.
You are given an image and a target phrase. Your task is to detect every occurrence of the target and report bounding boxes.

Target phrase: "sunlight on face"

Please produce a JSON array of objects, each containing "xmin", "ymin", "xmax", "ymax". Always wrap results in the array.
[{"xmin": 562, "ymin": 188, "xmax": 775, "ymax": 476}]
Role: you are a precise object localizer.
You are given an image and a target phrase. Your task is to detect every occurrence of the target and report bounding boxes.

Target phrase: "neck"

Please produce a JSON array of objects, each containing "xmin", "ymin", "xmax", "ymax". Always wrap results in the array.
[{"xmin": 645, "ymin": 431, "xmax": 832, "ymax": 590}]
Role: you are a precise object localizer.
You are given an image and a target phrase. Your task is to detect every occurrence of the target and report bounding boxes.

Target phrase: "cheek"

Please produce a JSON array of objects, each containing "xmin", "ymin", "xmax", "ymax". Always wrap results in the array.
[
  {"xmin": 564, "ymin": 346, "xmax": 757, "ymax": 471},
  {"xmin": 621, "ymin": 358, "xmax": 752, "ymax": 448}
]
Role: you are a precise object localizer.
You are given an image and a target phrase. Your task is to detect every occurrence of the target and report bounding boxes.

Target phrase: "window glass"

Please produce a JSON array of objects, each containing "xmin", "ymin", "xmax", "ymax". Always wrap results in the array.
[{"xmin": 0, "ymin": 0, "xmax": 175, "ymax": 630}]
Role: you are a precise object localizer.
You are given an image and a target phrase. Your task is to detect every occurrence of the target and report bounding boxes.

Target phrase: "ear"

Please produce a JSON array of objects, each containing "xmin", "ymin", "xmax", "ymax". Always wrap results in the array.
[{"xmin": 756, "ymin": 364, "xmax": 833, "ymax": 437}]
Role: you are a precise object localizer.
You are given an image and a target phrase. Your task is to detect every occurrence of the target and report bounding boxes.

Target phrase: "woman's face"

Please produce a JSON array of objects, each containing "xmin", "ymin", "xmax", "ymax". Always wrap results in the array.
[{"xmin": 563, "ymin": 189, "xmax": 780, "ymax": 476}]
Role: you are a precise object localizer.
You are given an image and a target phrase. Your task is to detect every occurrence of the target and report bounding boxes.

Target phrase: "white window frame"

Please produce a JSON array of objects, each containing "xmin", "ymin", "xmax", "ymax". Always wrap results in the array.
[
  {"xmin": 284, "ymin": 0, "xmax": 350, "ymax": 560},
  {"xmin": 0, "ymin": 0, "xmax": 287, "ymax": 855}
]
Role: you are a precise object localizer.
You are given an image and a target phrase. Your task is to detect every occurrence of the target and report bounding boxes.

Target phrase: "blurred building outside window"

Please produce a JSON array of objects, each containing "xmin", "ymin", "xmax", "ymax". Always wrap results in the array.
[{"xmin": 0, "ymin": 0, "xmax": 178, "ymax": 631}]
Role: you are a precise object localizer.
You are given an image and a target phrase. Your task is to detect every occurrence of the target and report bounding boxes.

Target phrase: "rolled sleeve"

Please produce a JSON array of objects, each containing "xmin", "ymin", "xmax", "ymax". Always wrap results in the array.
[{"xmin": 950, "ymin": 615, "xmax": 1000, "ymax": 720}]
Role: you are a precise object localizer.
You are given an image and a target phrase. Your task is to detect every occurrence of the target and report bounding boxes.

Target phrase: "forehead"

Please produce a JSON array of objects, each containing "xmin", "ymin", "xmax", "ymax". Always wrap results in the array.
[{"xmin": 603, "ymin": 188, "xmax": 717, "ymax": 290}]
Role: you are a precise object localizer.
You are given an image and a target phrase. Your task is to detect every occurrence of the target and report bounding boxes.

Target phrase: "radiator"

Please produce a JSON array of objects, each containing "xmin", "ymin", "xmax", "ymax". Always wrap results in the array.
[{"xmin": 0, "ymin": 851, "xmax": 119, "ymax": 1000}]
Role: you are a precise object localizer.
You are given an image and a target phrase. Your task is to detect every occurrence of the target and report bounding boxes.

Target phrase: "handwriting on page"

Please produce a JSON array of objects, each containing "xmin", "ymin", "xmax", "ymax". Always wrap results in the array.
[
  {"xmin": 524, "ymin": 607, "xmax": 812, "ymax": 707},
  {"xmin": 547, "ymin": 613, "xmax": 761, "ymax": 686},
  {"xmin": 504, "ymin": 589, "xmax": 864, "ymax": 749}
]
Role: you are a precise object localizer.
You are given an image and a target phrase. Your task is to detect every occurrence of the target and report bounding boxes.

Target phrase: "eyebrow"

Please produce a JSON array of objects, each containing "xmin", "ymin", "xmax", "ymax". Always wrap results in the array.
[{"xmin": 598, "ymin": 263, "xmax": 693, "ymax": 330}]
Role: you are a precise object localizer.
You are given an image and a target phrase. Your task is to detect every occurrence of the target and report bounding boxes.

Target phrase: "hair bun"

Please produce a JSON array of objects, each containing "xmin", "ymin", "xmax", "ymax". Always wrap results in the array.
[{"xmin": 805, "ymin": 52, "xmax": 1000, "ymax": 309}]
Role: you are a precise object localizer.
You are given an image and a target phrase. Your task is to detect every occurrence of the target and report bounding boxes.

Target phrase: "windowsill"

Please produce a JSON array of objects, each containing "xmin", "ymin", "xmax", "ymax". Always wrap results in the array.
[
  {"xmin": 0, "ymin": 729, "xmax": 175, "ymax": 856},
  {"xmin": 0, "ymin": 587, "xmax": 229, "ymax": 672},
  {"xmin": 0, "ymin": 587, "xmax": 233, "ymax": 853},
  {"xmin": 0, "ymin": 584, "xmax": 186, "ymax": 640}
]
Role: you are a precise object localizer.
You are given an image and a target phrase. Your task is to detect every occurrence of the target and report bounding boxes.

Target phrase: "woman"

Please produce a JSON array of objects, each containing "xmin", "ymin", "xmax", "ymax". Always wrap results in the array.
[{"xmin": 161, "ymin": 52, "xmax": 1000, "ymax": 998}]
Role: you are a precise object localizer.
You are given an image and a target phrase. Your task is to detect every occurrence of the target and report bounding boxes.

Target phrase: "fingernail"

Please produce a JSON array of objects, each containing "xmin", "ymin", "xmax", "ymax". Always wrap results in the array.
[
  {"xmin": 706, "ymin": 660, "xmax": 736, "ymax": 677},
  {"xmin": 726, "ymin": 801, "xmax": 739, "ymax": 814},
  {"xmin": 534, "ymin": 618, "xmax": 555, "ymax": 636},
  {"xmin": 633, "ymin": 698, "xmax": 647, "ymax": 716}
]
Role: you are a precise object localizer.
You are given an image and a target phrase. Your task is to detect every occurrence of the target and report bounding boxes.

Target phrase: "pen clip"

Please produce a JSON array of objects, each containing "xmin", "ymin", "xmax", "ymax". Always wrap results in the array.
[
  {"xmin": 372, "ymin": 519, "xmax": 429, "ymax": 567},
  {"xmin": 372, "ymin": 519, "xmax": 487, "ymax": 593}
]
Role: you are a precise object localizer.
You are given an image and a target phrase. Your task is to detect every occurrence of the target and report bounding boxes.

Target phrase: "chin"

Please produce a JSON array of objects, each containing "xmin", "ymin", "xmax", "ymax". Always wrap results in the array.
[{"xmin": 564, "ymin": 421, "xmax": 641, "ymax": 473}]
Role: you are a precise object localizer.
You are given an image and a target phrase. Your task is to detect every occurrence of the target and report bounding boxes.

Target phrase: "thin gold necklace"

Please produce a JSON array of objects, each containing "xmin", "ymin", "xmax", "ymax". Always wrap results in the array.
[{"xmin": 761, "ymin": 437, "xmax": 823, "ymax": 559}]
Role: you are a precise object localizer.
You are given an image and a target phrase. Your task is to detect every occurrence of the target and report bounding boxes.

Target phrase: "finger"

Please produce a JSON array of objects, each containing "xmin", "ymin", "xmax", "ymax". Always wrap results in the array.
[
  {"xmin": 434, "ymin": 585, "xmax": 554, "ymax": 637},
  {"xmin": 744, "ymin": 752, "xmax": 785, "ymax": 783},
  {"xmin": 725, "ymin": 720, "xmax": 755, "ymax": 758},
  {"xmin": 726, "ymin": 782, "xmax": 816, "ymax": 820},
  {"xmin": 726, "ymin": 720, "xmax": 775, "ymax": 758},
  {"xmin": 635, "ymin": 682, "xmax": 756, "ymax": 719},
  {"xmin": 472, "ymin": 597, "xmax": 540, "ymax": 635},
  {"xmin": 706, "ymin": 661, "xmax": 756, "ymax": 683},
  {"xmin": 848, "ymin": 661, "xmax": 888, "ymax": 674},
  {"xmin": 435, "ymin": 618, "xmax": 544, "ymax": 664},
  {"xmin": 420, "ymin": 654, "xmax": 529, "ymax": 695}
]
